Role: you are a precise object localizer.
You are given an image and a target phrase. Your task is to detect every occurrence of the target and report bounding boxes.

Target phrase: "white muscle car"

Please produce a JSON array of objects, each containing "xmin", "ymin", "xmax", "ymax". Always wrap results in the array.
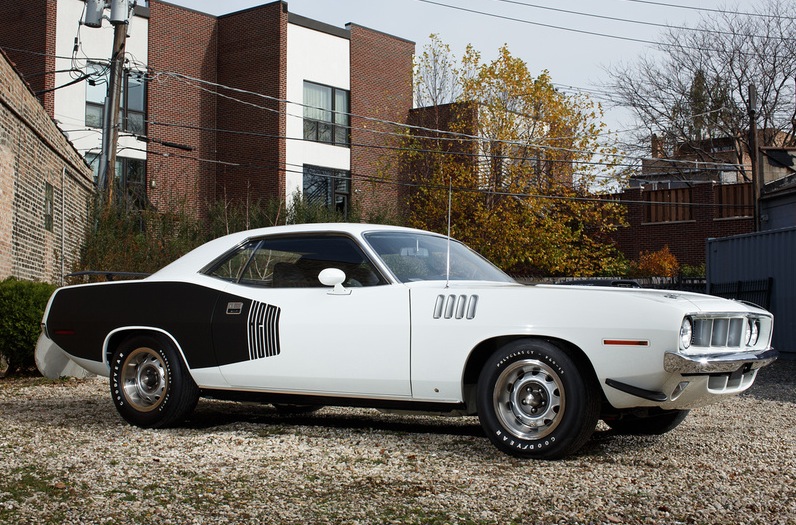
[{"xmin": 36, "ymin": 223, "xmax": 777, "ymax": 459}]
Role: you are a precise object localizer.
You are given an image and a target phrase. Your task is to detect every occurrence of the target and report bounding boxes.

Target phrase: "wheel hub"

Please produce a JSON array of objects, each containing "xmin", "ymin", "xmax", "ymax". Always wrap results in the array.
[
  {"xmin": 519, "ymin": 384, "xmax": 546, "ymax": 413},
  {"xmin": 494, "ymin": 359, "xmax": 565, "ymax": 439},
  {"xmin": 136, "ymin": 360, "xmax": 165, "ymax": 395},
  {"xmin": 121, "ymin": 347, "xmax": 168, "ymax": 412}
]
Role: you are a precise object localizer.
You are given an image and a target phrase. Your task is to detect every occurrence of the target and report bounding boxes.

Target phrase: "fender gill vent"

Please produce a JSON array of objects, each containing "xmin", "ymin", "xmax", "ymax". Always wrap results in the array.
[
  {"xmin": 433, "ymin": 294, "xmax": 478, "ymax": 320},
  {"xmin": 247, "ymin": 301, "xmax": 281, "ymax": 360}
]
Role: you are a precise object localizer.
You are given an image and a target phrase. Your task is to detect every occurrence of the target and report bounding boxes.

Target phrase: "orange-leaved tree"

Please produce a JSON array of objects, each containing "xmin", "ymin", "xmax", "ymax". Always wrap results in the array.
[{"xmin": 402, "ymin": 37, "xmax": 627, "ymax": 276}]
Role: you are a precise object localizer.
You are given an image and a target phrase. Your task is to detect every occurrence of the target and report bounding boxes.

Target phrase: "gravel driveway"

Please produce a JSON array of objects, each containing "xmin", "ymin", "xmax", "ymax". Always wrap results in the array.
[{"xmin": 1, "ymin": 360, "xmax": 794, "ymax": 525}]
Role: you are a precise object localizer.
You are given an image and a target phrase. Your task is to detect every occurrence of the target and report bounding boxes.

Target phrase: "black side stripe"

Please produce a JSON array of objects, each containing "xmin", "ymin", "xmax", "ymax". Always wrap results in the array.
[{"xmin": 247, "ymin": 301, "xmax": 281, "ymax": 360}]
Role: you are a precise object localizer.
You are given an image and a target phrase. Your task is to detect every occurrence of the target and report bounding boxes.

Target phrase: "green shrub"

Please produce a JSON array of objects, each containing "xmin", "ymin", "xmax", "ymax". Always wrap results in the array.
[
  {"xmin": 0, "ymin": 278, "xmax": 57, "ymax": 376},
  {"xmin": 680, "ymin": 263, "xmax": 706, "ymax": 279},
  {"xmin": 76, "ymin": 202, "xmax": 203, "ymax": 277}
]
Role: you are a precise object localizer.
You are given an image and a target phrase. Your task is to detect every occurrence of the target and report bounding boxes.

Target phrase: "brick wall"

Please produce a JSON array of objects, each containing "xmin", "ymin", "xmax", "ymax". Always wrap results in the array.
[
  {"xmin": 611, "ymin": 184, "xmax": 755, "ymax": 267},
  {"xmin": 0, "ymin": 0, "xmax": 417, "ymax": 226},
  {"xmin": 215, "ymin": 1, "xmax": 287, "ymax": 205},
  {"xmin": 147, "ymin": 1, "xmax": 219, "ymax": 218},
  {"xmin": 0, "ymin": 51, "xmax": 94, "ymax": 284},
  {"xmin": 0, "ymin": 0, "xmax": 56, "ymax": 116},
  {"xmin": 348, "ymin": 24, "xmax": 414, "ymax": 220}
]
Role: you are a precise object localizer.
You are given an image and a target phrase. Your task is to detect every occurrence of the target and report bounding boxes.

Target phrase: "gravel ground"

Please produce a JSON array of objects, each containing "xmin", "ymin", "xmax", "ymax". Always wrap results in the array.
[{"xmin": 0, "ymin": 360, "xmax": 794, "ymax": 525}]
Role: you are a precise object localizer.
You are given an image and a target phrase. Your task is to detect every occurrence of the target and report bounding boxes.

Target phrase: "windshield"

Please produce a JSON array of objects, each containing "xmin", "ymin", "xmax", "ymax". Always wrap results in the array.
[{"xmin": 364, "ymin": 231, "xmax": 515, "ymax": 283}]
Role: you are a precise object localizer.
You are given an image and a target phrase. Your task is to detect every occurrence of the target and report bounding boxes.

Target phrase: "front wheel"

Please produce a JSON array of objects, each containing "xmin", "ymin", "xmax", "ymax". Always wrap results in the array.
[
  {"xmin": 476, "ymin": 339, "xmax": 600, "ymax": 459},
  {"xmin": 110, "ymin": 335, "xmax": 199, "ymax": 428}
]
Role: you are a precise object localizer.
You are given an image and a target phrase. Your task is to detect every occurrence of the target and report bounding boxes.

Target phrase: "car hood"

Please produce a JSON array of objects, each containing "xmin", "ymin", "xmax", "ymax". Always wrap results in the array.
[
  {"xmin": 534, "ymin": 284, "xmax": 768, "ymax": 314},
  {"xmin": 405, "ymin": 281, "xmax": 769, "ymax": 316}
]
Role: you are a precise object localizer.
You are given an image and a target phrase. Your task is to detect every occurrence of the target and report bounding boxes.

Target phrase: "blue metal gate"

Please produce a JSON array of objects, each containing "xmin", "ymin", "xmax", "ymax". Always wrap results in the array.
[{"xmin": 706, "ymin": 226, "xmax": 796, "ymax": 356}]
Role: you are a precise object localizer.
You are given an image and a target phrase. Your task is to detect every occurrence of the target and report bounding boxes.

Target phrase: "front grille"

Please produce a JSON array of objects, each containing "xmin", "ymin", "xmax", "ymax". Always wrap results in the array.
[{"xmin": 692, "ymin": 317, "xmax": 747, "ymax": 348}]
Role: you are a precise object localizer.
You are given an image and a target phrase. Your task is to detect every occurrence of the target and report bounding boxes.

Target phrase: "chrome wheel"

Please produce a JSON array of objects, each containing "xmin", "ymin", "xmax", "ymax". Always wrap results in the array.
[
  {"xmin": 120, "ymin": 346, "xmax": 169, "ymax": 412},
  {"xmin": 493, "ymin": 359, "xmax": 564, "ymax": 440}
]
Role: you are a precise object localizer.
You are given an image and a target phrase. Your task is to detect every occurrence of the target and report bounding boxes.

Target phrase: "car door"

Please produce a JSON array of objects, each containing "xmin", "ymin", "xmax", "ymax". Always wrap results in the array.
[{"xmin": 208, "ymin": 234, "xmax": 412, "ymax": 398}]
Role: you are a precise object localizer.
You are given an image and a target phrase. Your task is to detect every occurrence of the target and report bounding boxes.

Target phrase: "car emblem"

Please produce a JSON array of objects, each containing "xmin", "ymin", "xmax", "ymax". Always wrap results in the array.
[{"xmin": 226, "ymin": 302, "xmax": 244, "ymax": 315}]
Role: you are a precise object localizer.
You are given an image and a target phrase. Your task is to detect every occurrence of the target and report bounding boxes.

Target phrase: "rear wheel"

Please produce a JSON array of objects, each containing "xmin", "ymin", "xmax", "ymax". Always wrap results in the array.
[
  {"xmin": 605, "ymin": 409, "xmax": 689, "ymax": 435},
  {"xmin": 476, "ymin": 339, "xmax": 600, "ymax": 459},
  {"xmin": 110, "ymin": 335, "xmax": 199, "ymax": 428}
]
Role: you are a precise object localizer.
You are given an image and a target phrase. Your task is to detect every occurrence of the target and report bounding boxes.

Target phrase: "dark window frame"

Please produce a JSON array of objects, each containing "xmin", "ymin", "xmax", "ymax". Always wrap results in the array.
[
  {"xmin": 44, "ymin": 182, "xmax": 54, "ymax": 232},
  {"xmin": 303, "ymin": 165, "xmax": 351, "ymax": 219},
  {"xmin": 303, "ymin": 81, "xmax": 350, "ymax": 147},
  {"xmin": 87, "ymin": 154, "xmax": 147, "ymax": 208},
  {"xmin": 85, "ymin": 63, "xmax": 147, "ymax": 135}
]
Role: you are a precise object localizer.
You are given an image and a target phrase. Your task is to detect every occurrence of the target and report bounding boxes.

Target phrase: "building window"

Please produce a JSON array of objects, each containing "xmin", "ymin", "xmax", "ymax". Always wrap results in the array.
[
  {"xmin": 88, "ymin": 155, "xmax": 147, "ymax": 208},
  {"xmin": 85, "ymin": 63, "xmax": 146, "ymax": 135},
  {"xmin": 44, "ymin": 182, "xmax": 54, "ymax": 232},
  {"xmin": 303, "ymin": 81, "xmax": 349, "ymax": 147},
  {"xmin": 303, "ymin": 165, "xmax": 351, "ymax": 217}
]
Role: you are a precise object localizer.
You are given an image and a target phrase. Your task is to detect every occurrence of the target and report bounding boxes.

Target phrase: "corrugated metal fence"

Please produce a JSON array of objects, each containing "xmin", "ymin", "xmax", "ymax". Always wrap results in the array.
[{"xmin": 707, "ymin": 226, "xmax": 796, "ymax": 356}]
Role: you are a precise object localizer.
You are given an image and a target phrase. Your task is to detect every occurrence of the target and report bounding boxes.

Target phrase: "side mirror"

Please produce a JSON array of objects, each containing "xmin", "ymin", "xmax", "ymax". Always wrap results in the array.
[{"xmin": 318, "ymin": 268, "xmax": 350, "ymax": 295}]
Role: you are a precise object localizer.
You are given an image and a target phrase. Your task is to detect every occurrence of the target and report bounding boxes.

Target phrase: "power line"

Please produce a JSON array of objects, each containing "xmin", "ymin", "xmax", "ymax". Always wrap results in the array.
[
  {"xmin": 490, "ymin": 0, "xmax": 795, "ymax": 40},
  {"xmin": 617, "ymin": 0, "xmax": 796, "ymax": 20},
  {"xmin": 417, "ymin": 0, "xmax": 662, "ymax": 46},
  {"xmin": 3, "ymin": 45, "xmax": 748, "ymax": 185},
  {"xmin": 157, "ymin": 68, "xmax": 747, "ymax": 171},
  {"xmin": 35, "ymin": 72, "xmax": 92, "ymax": 95},
  {"xmin": 132, "ymin": 143, "xmax": 745, "ymax": 210},
  {"xmin": 414, "ymin": 0, "xmax": 777, "ymax": 57}
]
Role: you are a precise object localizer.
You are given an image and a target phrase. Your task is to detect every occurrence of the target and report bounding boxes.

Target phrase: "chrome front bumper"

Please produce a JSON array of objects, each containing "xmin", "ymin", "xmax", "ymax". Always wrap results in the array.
[{"xmin": 664, "ymin": 348, "xmax": 778, "ymax": 375}]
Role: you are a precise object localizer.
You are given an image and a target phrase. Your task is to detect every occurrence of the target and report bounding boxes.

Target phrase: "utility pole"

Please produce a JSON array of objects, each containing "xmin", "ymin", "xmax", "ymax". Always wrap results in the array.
[
  {"xmin": 84, "ymin": 0, "xmax": 135, "ymax": 203},
  {"xmin": 748, "ymin": 84, "xmax": 761, "ymax": 231}
]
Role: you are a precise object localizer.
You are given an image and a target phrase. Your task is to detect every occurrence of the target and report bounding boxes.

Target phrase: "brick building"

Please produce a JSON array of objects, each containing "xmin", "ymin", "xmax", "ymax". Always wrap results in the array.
[
  {"xmin": 0, "ymin": 0, "xmax": 414, "ymax": 221},
  {"xmin": 611, "ymin": 134, "xmax": 759, "ymax": 267},
  {"xmin": 0, "ymin": 50, "xmax": 95, "ymax": 283},
  {"xmin": 611, "ymin": 183, "xmax": 755, "ymax": 267}
]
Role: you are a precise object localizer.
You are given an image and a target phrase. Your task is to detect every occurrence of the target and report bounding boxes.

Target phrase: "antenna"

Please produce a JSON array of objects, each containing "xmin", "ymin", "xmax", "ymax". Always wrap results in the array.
[{"xmin": 445, "ymin": 178, "xmax": 452, "ymax": 288}]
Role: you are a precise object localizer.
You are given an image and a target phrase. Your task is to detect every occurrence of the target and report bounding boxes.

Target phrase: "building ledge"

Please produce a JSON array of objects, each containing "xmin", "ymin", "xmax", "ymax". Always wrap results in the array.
[{"xmin": 641, "ymin": 220, "xmax": 696, "ymax": 226}]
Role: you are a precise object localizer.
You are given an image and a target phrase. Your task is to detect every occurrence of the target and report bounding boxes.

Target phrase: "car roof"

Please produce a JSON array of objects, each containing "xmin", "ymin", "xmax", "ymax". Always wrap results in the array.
[
  {"xmin": 150, "ymin": 223, "xmax": 445, "ymax": 279},
  {"xmin": 221, "ymin": 222, "xmax": 433, "ymax": 241}
]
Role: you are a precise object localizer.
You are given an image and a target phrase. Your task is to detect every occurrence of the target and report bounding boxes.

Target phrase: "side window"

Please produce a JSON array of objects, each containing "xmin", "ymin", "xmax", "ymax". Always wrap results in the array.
[
  {"xmin": 259, "ymin": 236, "xmax": 385, "ymax": 288},
  {"xmin": 206, "ymin": 241, "xmax": 259, "ymax": 281},
  {"xmin": 205, "ymin": 235, "xmax": 385, "ymax": 288},
  {"xmin": 240, "ymin": 248, "xmax": 300, "ymax": 286}
]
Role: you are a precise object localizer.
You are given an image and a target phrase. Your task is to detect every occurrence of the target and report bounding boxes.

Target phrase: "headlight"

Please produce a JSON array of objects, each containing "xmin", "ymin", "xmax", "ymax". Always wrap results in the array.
[
  {"xmin": 744, "ymin": 319, "xmax": 752, "ymax": 346},
  {"xmin": 748, "ymin": 319, "xmax": 760, "ymax": 346},
  {"xmin": 680, "ymin": 317, "xmax": 692, "ymax": 349}
]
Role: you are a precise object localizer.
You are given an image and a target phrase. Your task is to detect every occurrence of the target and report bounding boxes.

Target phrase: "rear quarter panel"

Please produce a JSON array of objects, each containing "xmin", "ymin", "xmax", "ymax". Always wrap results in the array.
[{"xmin": 45, "ymin": 281, "xmax": 223, "ymax": 371}]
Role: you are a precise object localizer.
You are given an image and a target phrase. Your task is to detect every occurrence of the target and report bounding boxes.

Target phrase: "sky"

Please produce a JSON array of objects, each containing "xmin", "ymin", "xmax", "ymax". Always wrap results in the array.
[{"xmin": 163, "ymin": 0, "xmax": 739, "ymax": 137}]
